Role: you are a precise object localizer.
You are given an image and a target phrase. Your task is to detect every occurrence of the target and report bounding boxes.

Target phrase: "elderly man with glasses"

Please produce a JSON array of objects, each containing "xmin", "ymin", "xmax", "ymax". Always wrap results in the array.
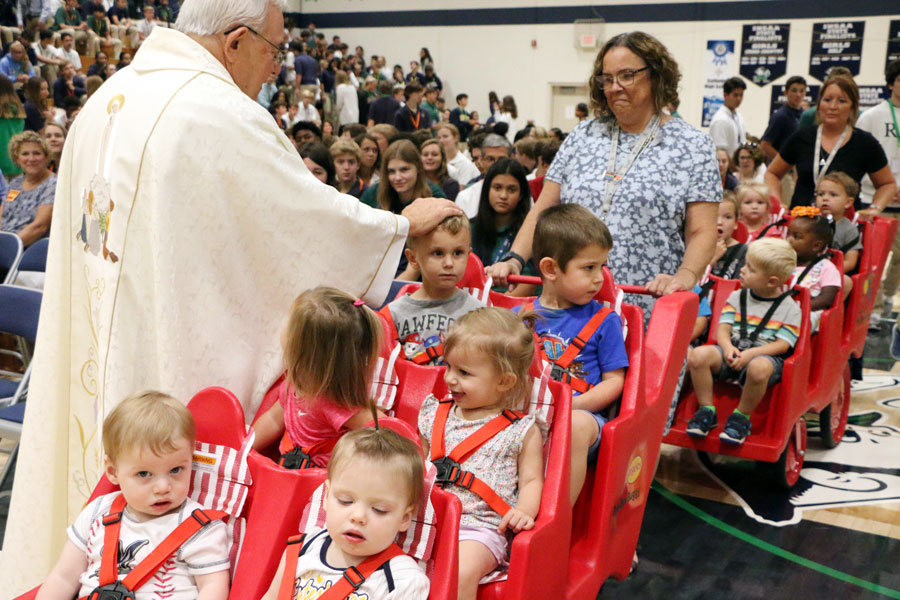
[{"xmin": 0, "ymin": 1, "xmax": 460, "ymax": 593}]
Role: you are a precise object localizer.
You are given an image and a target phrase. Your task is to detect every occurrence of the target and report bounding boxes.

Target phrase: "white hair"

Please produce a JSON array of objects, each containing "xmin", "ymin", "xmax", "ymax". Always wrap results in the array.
[{"xmin": 175, "ymin": 0, "xmax": 287, "ymax": 36}]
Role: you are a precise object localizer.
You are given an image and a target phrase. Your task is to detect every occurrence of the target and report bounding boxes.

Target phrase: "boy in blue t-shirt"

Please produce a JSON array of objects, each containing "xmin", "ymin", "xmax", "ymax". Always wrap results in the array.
[{"xmin": 515, "ymin": 203, "xmax": 627, "ymax": 503}]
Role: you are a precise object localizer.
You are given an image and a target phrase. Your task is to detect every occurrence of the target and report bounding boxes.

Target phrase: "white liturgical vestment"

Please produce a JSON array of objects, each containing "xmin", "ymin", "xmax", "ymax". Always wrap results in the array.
[{"xmin": 1, "ymin": 27, "xmax": 408, "ymax": 593}]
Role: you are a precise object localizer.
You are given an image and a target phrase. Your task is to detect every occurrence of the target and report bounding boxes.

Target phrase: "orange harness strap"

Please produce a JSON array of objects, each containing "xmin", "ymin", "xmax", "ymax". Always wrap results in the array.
[
  {"xmin": 82, "ymin": 494, "xmax": 227, "ymax": 600},
  {"xmin": 431, "ymin": 399, "xmax": 524, "ymax": 517},
  {"xmin": 523, "ymin": 302, "xmax": 613, "ymax": 393},
  {"xmin": 409, "ymin": 344, "xmax": 443, "ymax": 365},
  {"xmin": 278, "ymin": 534, "xmax": 404, "ymax": 600}
]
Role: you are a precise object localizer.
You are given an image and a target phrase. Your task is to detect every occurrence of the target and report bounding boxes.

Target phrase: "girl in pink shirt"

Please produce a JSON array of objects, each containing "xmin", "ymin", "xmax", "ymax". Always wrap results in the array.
[{"xmin": 252, "ymin": 287, "xmax": 384, "ymax": 467}]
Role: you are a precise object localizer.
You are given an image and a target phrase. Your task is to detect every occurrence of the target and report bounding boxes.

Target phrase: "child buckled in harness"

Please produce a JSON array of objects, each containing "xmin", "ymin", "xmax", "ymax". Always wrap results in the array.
[
  {"xmin": 252, "ymin": 288, "xmax": 390, "ymax": 469},
  {"xmin": 85, "ymin": 495, "xmax": 227, "ymax": 600},
  {"xmin": 38, "ymin": 392, "xmax": 232, "ymax": 600},
  {"xmin": 430, "ymin": 399, "xmax": 525, "ymax": 517},
  {"xmin": 262, "ymin": 427, "xmax": 430, "ymax": 600},
  {"xmin": 522, "ymin": 301, "xmax": 614, "ymax": 394},
  {"xmin": 418, "ymin": 307, "xmax": 544, "ymax": 600}
]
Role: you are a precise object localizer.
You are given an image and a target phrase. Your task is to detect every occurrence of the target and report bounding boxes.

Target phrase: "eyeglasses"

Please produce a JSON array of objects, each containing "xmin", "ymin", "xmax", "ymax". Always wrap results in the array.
[
  {"xmin": 598, "ymin": 66, "xmax": 650, "ymax": 89},
  {"xmin": 225, "ymin": 25, "xmax": 286, "ymax": 64}
]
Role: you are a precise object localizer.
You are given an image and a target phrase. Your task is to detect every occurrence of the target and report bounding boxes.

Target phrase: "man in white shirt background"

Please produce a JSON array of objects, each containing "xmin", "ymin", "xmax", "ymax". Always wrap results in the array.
[
  {"xmin": 57, "ymin": 30, "xmax": 82, "ymax": 72},
  {"xmin": 709, "ymin": 76, "xmax": 746, "ymax": 156},
  {"xmin": 858, "ymin": 60, "xmax": 900, "ymax": 328}
]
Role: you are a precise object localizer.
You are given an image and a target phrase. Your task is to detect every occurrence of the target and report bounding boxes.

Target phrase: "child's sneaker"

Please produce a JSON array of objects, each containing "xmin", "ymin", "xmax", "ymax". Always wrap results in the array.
[
  {"xmin": 719, "ymin": 412, "xmax": 751, "ymax": 444},
  {"xmin": 686, "ymin": 407, "xmax": 717, "ymax": 438}
]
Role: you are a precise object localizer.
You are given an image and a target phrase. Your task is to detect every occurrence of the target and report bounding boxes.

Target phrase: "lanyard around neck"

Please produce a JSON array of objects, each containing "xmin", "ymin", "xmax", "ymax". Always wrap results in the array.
[
  {"xmin": 813, "ymin": 124, "xmax": 850, "ymax": 185},
  {"xmin": 408, "ymin": 107, "xmax": 420, "ymax": 130},
  {"xmin": 601, "ymin": 114, "xmax": 660, "ymax": 220}
]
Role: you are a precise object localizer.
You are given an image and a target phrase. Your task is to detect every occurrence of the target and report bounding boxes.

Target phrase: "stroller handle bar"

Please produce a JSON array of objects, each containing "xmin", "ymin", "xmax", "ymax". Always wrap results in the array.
[{"xmin": 506, "ymin": 275, "xmax": 649, "ymax": 296}]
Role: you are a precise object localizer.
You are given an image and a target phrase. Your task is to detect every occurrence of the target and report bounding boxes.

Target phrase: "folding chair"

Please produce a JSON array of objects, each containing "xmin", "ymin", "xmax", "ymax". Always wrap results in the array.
[
  {"xmin": 0, "ymin": 231, "xmax": 23, "ymax": 284},
  {"xmin": 0, "ymin": 285, "xmax": 42, "ymax": 403},
  {"xmin": 13, "ymin": 238, "xmax": 49, "ymax": 288}
]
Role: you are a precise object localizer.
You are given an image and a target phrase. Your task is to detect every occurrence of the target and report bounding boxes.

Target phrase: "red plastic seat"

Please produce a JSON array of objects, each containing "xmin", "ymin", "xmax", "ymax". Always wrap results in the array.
[
  {"xmin": 388, "ymin": 353, "xmax": 574, "ymax": 599},
  {"xmin": 843, "ymin": 216, "xmax": 896, "ymax": 355},
  {"xmin": 14, "ymin": 387, "xmax": 254, "ymax": 600},
  {"xmin": 666, "ymin": 287, "xmax": 814, "ymax": 479},
  {"xmin": 230, "ymin": 416, "xmax": 462, "ymax": 600},
  {"xmin": 412, "ymin": 266, "xmax": 698, "ymax": 598}
]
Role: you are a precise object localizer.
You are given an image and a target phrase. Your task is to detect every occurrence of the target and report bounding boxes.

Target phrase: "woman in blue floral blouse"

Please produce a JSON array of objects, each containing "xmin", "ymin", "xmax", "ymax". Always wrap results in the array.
[{"xmin": 488, "ymin": 31, "xmax": 720, "ymax": 317}]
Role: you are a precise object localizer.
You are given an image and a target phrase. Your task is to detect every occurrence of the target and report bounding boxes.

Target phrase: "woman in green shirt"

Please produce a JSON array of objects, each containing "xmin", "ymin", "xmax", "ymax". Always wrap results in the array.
[{"xmin": 0, "ymin": 75, "xmax": 25, "ymax": 177}]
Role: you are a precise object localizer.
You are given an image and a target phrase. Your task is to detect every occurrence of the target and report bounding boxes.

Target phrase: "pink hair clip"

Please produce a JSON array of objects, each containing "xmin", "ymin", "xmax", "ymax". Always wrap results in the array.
[{"xmin": 353, "ymin": 298, "xmax": 365, "ymax": 307}]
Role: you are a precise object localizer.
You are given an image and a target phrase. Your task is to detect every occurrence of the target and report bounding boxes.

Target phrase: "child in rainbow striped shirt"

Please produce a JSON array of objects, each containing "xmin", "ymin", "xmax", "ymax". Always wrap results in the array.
[{"xmin": 686, "ymin": 238, "xmax": 801, "ymax": 445}]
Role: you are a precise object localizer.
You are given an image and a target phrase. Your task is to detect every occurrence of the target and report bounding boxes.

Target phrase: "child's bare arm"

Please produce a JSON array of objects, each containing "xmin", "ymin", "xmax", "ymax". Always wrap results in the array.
[
  {"xmin": 35, "ymin": 540, "xmax": 88, "ymax": 600},
  {"xmin": 843, "ymin": 249, "xmax": 859, "ymax": 273},
  {"xmin": 498, "ymin": 424, "xmax": 543, "ymax": 533},
  {"xmin": 810, "ymin": 285, "xmax": 839, "ymax": 311},
  {"xmin": 692, "ymin": 316, "xmax": 709, "ymax": 341},
  {"xmin": 715, "ymin": 322, "xmax": 734, "ymax": 350},
  {"xmin": 571, "ymin": 368, "xmax": 625, "ymax": 413},
  {"xmin": 260, "ymin": 549, "xmax": 288, "ymax": 600},
  {"xmin": 195, "ymin": 570, "xmax": 230, "ymax": 600},
  {"xmin": 343, "ymin": 406, "xmax": 387, "ymax": 429},
  {"xmin": 251, "ymin": 401, "xmax": 285, "ymax": 451}
]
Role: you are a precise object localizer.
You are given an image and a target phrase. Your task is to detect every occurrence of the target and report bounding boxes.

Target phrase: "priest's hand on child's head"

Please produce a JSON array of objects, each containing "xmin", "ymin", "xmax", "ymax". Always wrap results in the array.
[{"xmin": 402, "ymin": 197, "xmax": 463, "ymax": 237}]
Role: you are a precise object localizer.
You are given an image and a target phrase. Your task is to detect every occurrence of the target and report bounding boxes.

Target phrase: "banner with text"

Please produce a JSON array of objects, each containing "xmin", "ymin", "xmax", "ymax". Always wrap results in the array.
[
  {"xmin": 740, "ymin": 23, "xmax": 790, "ymax": 87},
  {"xmin": 888, "ymin": 20, "xmax": 900, "ymax": 71},
  {"xmin": 702, "ymin": 40, "xmax": 735, "ymax": 127},
  {"xmin": 858, "ymin": 86, "xmax": 887, "ymax": 112},
  {"xmin": 809, "ymin": 21, "xmax": 864, "ymax": 82}
]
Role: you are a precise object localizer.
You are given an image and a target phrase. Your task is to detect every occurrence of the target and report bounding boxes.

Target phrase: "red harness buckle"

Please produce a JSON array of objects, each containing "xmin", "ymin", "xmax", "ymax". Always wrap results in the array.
[
  {"xmin": 342, "ymin": 565, "xmax": 366, "ymax": 590},
  {"xmin": 102, "ymin": 511, "xmax": 123, "ymax": 526},
  {"xmin": 190, "ymin": 508, "xmax": 214, "ymax": 527}
]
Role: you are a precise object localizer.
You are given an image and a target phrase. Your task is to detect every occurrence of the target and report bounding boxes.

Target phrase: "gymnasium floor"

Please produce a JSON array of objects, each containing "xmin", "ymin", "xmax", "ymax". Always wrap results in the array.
[
  {"xmin": 601, "ymin": 317, "xmax": 900, "ymax": 599},
  {"xmin": 2, "ymin": 321, "xmax": 899, "ymax": 599}
]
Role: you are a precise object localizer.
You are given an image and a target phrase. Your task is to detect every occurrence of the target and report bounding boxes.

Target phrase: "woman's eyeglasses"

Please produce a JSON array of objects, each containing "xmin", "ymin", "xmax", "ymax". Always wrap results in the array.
[{"xmin": 598, "ymin": 66, "xmax": 650, "ymax": 89}]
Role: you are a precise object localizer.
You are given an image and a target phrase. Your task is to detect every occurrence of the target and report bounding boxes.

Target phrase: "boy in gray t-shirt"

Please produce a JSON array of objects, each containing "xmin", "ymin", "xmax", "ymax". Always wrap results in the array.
[
  {"xmin": 381, "ymin": 214, "xmax": 484, "ymax": 365},
  {"xmin": 686, "ymin": 239, "xmax": 801, "ymax": 445}
]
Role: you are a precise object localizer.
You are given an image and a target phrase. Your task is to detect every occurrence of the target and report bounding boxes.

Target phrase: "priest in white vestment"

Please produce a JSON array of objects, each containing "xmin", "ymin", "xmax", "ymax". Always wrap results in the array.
[{"xmin": 0, "ymin": 0, "xmax": 461, "ymax": 592}]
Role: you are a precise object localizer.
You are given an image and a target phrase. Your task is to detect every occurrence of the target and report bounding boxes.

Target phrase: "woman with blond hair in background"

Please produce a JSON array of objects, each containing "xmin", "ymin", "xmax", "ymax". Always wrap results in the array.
[{"xmin": 1, "ymin": 130, "xmax": 57, "ymax": 246}]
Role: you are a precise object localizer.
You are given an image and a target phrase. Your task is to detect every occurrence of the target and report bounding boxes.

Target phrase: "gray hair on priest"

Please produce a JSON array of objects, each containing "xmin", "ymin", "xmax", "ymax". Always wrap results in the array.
[{"xmin": 175, "ymin": 0, "xmax": 288, "ymax": 36}]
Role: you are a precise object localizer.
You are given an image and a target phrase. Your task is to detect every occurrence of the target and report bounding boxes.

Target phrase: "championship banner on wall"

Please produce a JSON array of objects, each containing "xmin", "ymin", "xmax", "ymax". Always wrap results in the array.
[
  {"xmin": 740, "ymin": 23, "xmax": 789, "ymax": 87},
  {"xmin": 809, "ymin": 21, "xmax": 865, "ymax": 82},
  {"xmin": 858, "ymin": 86, "xmax": 887, "ymax": 112},
  {"xmin": 702, "ymin": 40, "xmax": 735, "ymax": 127},
  {"xmin": 888, "ymin": 20, "xmax": 900, "ymax": 70},
  {"xmin": 768, "ymin": 84, "xmax": 819, "ymax": 119}
]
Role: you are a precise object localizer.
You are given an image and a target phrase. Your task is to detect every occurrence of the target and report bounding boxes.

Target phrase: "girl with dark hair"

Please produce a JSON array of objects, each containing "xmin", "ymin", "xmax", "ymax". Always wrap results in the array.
[
  {"xmin": 496, "ymin": 95, "xmax": 520, "ymax": 141},
  {"xmin": 23, "ymin": 76, "xmax": 50, "ymax": 132},
  {"xmin": 298, "ymin": 141, "xmax": 336, "ymax": 187},
  {"xmin": 470, "ymin": 158, "xmax": 536, "ymax": 292},
  {"xmin": 419, "ymin": 47, "xmax": 433, "ymax": 68}
]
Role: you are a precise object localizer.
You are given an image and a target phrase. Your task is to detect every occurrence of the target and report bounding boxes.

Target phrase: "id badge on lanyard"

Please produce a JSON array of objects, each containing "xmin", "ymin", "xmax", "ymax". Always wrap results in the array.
[{"xmin": 599, "ymin": 115, "xmax": 661, "ymax": 220}]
